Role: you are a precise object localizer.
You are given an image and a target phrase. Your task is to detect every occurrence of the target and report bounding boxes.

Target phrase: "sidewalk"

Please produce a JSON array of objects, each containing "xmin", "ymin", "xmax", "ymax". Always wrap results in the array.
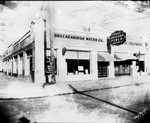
[{"xmin": 0, "ymin": 73, "xmax": 150, "ymax": 99}]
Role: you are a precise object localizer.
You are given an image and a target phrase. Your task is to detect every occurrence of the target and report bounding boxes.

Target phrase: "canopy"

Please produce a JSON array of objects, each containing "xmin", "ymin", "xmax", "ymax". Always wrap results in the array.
[
  {"xmin": 114, "ymin": 53, "xmax": 137, "ymax": 61},
  {"xmin": 97, "ymin": 52, "xmax": 115, "ymax": 62}
]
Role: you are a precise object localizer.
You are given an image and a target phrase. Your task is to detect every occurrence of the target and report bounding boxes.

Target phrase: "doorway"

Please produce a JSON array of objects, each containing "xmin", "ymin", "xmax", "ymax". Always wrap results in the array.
[{"xmin": 98, "ymin": 62, "xmax": 109, "ymax": 78}]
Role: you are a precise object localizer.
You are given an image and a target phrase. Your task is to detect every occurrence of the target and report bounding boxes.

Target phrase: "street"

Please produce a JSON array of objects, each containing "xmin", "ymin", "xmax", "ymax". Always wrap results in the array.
[
  {"xmin": 1, "ymin": 1, "xmax": 150, "ymax": 123},
  {"xmin": 0, "ymin": 73, "xmax": 150, "ymax": 123}
]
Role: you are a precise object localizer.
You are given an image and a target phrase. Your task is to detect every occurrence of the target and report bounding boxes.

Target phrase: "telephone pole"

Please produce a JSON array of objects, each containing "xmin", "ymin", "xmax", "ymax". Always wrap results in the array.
[{"xmin": 49, "ymin": 1, "xmax": 56, "ymax": 84}]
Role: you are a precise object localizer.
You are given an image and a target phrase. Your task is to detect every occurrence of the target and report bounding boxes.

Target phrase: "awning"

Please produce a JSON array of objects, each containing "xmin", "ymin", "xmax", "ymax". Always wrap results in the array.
[
  {"xmin": 114, "ymin": 53, "xmax": 138, "ymax": 61},
  {"xmin": 97, "ymin": 52, "xmax": 115, "ymax": 62}
]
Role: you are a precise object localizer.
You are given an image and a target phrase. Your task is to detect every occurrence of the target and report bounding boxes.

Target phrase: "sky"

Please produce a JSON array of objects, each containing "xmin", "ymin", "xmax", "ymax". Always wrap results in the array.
[
  {"xmin": 1, "ymin": 1, "xmax": 150, "ymax": 55},
  {"xmin": 0, "ymin": 1, "xmax": 43, "ymax": 55}
]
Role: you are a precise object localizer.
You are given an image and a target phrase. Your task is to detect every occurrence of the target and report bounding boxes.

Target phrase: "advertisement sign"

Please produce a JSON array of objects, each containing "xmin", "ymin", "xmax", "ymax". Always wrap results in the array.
[{"xmin": 108, "ymin": 30, "xmax": 126, "ymax": 46}]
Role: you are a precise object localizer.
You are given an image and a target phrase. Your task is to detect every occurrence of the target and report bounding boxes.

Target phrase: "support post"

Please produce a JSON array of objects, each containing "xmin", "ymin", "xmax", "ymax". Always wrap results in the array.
[
  {"xmin": 109, "ymin": 46, "xmax": 115, "ymax": 78},
  {"xmin": 49, "ymin": 1, "xmax": 56, "ymax": 84},
  {"xmin": 34, "ymin": 20, "xmax": 45, "ymax": 83}
]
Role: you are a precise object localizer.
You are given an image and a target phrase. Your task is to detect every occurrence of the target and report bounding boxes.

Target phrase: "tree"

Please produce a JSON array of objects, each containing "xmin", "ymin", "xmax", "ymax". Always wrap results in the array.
[{"xmin": 0, "ymin": 1, "xmax": 17, "ymax": 9}]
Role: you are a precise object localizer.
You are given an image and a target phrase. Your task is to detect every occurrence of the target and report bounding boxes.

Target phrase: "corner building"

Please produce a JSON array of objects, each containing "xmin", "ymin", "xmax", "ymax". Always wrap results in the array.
[{"xmin": 2, "ymin": 2, "xmax": 150, "ymax": 83}]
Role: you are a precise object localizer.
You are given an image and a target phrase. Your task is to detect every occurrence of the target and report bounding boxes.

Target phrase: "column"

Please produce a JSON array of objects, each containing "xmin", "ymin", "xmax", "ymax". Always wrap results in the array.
[
  {"xmin": 108, "ymin": 46, "xmax": 115, "ymax": 78},
  {"xmin": 8, "ymin": 59, "xmax": 10, "ymax": 75},
  {"xmin": 22, "ymin": 52, "xmax": 25, "ymax": 76},
  {"xmin": 131, "ymin": 61, "xmax": 137, "ymax": 76},
  {"xmin": 34, "ymin": 20, "xmax": 45, "ymax": 83},
  {"xmin": 57, "ymin": 48, "xmax": 67, "ymax": 82},
  {"xmin": 5, "ymin": 61, "xmax": 7, "ymax": 73},
  {"xmin": 3, "ymin": 61, "xmax": 5, "ymax": 73},
  {"xmin": 109, "ymin": 62, "xmax": 115, "ymax": 78},
  {"xmin": 6, "ymin": 60, "xmax": 8, "ymax": 74},
  {"xmin": 10, "ymin": 58, "xmax": 13, "ymax": 75},
  {"xmin": 91, "ymin": 51, "xmax": 98, "ymax": 79},
  {"xmin": 18, "ymin": 55, "xmax": 22, "ymax": 75},
  {"xmin": 24, "ymin": 52, "xmax": 29, "ymax": 76},
  {"xmin": 12, "ymin": 57, "xmax": 15, "ymax": 74},
  {"xmin": 4, "ymin": 61, "xmax": 6, "ymax": 73}
]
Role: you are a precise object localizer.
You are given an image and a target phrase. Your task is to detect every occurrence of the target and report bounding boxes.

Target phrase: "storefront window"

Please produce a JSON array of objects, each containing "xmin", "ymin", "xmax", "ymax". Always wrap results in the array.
[
  {"xmin": 114, "ymin": 60, "xmax": 131, "ymax": 76},
  {"xmin": 66, "ymin": 51, "xmax": 90, "ymax": 75}
]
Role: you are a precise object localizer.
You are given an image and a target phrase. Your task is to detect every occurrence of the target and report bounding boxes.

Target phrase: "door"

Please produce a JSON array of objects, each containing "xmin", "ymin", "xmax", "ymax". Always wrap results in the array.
[{"xmin": 98, "ymin": 62, "xmax": 108, "ymax": 78}]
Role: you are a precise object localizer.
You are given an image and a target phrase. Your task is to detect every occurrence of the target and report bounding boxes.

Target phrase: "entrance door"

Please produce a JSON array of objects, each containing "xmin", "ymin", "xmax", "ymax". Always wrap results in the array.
[{"xmin": 98, "ymin": 62, "xmax": 108, "ymax": 78}]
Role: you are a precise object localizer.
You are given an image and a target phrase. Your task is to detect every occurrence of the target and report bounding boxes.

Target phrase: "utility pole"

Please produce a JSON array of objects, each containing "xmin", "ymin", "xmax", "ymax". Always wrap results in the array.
[
  {"xmin": 49, "ymin": 1, "xmax": 56, "ymax": 84},
  {"xmin": 42, "ymin": 1, "xmax": 55, "ymax": 87}
]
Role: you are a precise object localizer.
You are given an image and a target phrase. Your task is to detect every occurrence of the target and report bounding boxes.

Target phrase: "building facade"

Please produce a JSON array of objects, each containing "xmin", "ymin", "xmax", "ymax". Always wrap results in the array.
[{"xmin": 2, "ymin": 19, "xmax": 150, "ymax": 83}]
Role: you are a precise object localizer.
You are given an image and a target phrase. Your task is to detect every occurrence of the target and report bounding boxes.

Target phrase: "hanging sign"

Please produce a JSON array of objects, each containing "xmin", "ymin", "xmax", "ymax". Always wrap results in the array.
[{"xmin": 108, "ymin": 30, "xmax": 126, "ymax": 46}]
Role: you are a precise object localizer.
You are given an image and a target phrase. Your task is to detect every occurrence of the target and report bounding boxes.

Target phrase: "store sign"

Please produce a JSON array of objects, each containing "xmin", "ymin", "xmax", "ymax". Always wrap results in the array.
[
  {"xmin": 54, "ymin": 33, "xmax": 103, "ymax": 42},
  {"xmin": 108, "ymin": 30, "xmax": 126, "ymax": 46},
  {"xmin": 45, "ymin": 56, "xmax": 51, "ymax": 74},
  {"xmin": 123, "ymin": 42, "xmax": 142, "ymax": 46}
]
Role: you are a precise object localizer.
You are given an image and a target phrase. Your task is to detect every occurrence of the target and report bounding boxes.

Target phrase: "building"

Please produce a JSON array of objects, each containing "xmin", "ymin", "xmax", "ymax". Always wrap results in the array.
[
  {"xmin": 2, "ymin": 2, "xmax": 150, "ymax": 84},
  {"xmin": 2, "ymin": 19, "xmax": 150, "ymax": 83}
]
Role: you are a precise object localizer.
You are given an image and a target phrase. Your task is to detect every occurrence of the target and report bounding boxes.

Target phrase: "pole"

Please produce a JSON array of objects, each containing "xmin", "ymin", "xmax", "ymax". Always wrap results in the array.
[{"xmin": 49, "ymin": 1, "xmax": 56, "ymax": 84}]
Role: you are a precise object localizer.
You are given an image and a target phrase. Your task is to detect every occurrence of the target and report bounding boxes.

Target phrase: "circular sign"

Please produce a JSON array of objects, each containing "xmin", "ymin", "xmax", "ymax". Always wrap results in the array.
[{"xmin": 108, "ymin": 30, "xmax": 126, "ymax": 46}]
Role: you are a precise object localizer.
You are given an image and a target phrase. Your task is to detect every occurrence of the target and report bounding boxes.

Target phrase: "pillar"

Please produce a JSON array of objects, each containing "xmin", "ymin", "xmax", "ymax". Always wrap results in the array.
[
  {"xmin": 18, "ymin": 55, "xmax": 22, "ymax": 75},
  {"xmin": 131, "ymin": 61, "xmax": 137, "ymax": 76},
  {"xmin": 108, "ymin": 62, "xmax": 115, "ymax": 78},
  {"xmin": 24, "ymin": 51, "xmax": 30, "ymax": 76},
  {"xmin": 8, "ymin": 59, "xmax": 10, "ymax": 75},
  {"xmin": 34, "ymin": 20, "xmax": 45, "ymax": 83},
  {"xmin": 12, "ymin": 57, "xmax": 16, "ymax": 74},
  {"xmin": 10, "ymin": 58, "xmax": 13, "ymax": 75},
  {"xmin": 6, "ymin": 60, "xmax": 8, "ymax": 74},
  {"xmin": 108, "ymin": 46, "xmax": 115, "ymax": 78},
  {"xmin": 22, "ymin": 52, "xmax": 25, "ymax": 76},
  {"xmin": 4, "ymin": 61, "xmax": 6, "ymax": 73},
  {"xmin": 91, "ymin": 50, "xmax": 98, "ymax": 79},
  {"xmin": 57, "ymin": 48, "xmax": 67, "ymax": 82}
]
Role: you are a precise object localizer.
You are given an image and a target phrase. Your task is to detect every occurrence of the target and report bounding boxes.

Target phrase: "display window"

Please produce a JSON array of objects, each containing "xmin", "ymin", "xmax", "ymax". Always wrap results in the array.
[
  {"xmin": 66, "ymin": 50, "xmax": 90, "ymax": 75},
  {"xmin": 114, "ymin": 60, "xmax": 132, "ymax": 76}
]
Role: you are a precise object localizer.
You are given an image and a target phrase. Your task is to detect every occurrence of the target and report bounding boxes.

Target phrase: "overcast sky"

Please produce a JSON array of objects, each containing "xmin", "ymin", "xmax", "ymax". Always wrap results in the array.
[
  {"xmin": 0, "ymin": 1, "xmax": 43, "ymax": 55},
  {"xmin": 1, "ymin": 1, "xmax": 150, "ymax": 55}
]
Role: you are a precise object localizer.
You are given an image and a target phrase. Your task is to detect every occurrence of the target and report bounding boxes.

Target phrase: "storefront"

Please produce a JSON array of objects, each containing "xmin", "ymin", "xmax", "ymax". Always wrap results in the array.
[
  {"xmin": 66, "ymin": 50, "xmax": 90, "ymax": 75},
  {"xmin": 97, "ymin": 52, "xmax": 115, "ymax": 78},
  {"xmin": 113, "ymin": 41, "xmax": 148, "ymax": 76},
  {"xmin": 2, "ymin": 20, "xmax": 149, "ymax": 83},
  {"xmin": 114, "ymin": 53, "xmax": 137, "ymax": 76}
]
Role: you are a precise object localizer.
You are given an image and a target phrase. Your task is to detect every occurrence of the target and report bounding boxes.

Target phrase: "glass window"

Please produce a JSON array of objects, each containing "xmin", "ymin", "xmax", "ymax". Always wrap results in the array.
[
  {"xmin": 65, "ymin": 51, "xmax": 77, "ymax": 59},
  {"xmin": 66, "ymin": 51, "xmax": 90, "ymax": 75}
]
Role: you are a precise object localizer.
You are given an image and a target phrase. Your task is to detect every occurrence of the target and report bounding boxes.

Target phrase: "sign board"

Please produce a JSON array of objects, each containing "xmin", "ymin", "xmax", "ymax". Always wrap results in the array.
[
  {"xmin": 108, "ymin": 30, "xmax": 126, "ymax": 46},
  {"xmin": 54, "ymin": 33, "xmax": 103, "ymax": 42},
  {"xmin": 78, "ymin": 66, "xmax": 84, "ymax": 71}
]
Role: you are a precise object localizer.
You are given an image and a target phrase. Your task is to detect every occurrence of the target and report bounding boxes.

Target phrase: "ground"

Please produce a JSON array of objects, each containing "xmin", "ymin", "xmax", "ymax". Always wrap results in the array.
[{"xmin": 0, "ymin": 73, "xmax": 150, "ymax": 123}]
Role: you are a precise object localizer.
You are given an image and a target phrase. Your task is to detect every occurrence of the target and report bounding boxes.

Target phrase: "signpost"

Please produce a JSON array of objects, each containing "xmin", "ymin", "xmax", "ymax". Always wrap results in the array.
[{"xmin": 107, "ymin": 30, "xmax": 126, "ymax": 54}]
